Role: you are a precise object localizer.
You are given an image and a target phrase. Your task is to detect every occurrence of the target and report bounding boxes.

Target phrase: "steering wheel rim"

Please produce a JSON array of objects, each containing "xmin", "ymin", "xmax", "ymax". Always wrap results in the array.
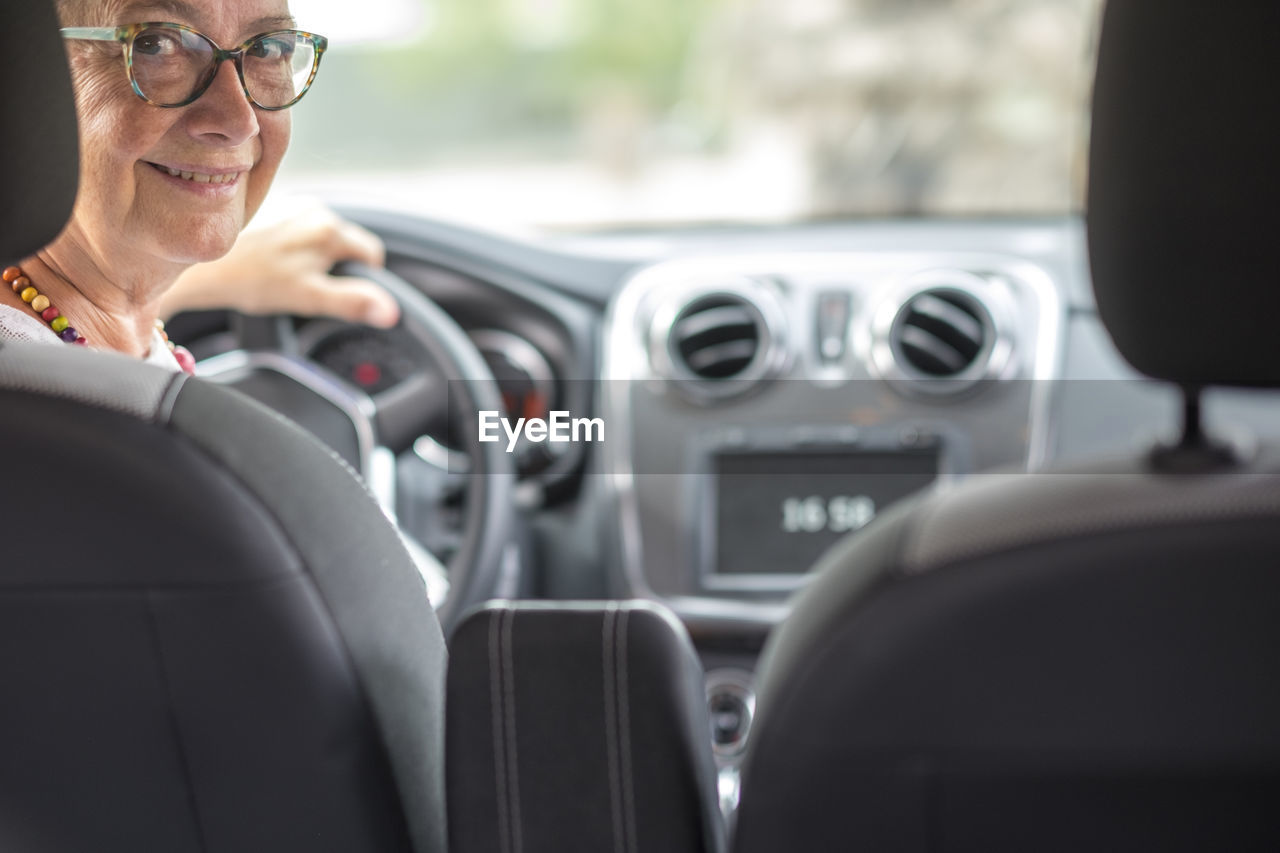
[
  {"xmin": 212, "ymin": 262, "xmax": 517, "ymax": 636},
  {"xmin": 337, "ymin": 261, "xmax": 518, "ymax": 633}
]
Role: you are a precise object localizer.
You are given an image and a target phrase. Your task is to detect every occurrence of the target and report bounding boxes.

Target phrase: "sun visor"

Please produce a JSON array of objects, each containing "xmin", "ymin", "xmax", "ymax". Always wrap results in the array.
[
  {"xmin": 1087, "ymin": 0, "xmax": 1280, "ymax": 387},
  {"xmin": 1, "ymin": 1, "xmax": 79, "ymax": 266}
]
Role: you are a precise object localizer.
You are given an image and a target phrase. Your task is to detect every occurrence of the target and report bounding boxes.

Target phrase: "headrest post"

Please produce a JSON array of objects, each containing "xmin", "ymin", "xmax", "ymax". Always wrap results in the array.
[
  {"xmin": 1179, "ymin": 386, "xmax": 1205, "ymax": 451},
  {"xmin": 1150, "ymin": 384, "xmax": 1237, "ymax": 472}
]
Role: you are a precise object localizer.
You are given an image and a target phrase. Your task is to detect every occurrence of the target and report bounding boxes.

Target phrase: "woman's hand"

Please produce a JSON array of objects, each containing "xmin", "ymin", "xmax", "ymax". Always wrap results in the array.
[{"xmin": 158, "ymin": 207, "xmax": 401, "ymax": 327}]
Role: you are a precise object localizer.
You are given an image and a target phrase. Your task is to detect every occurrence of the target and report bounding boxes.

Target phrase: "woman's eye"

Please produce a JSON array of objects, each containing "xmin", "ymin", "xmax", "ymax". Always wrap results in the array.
[
  {"xmin": 248, "ymin": 37, "xmax": 294, "ymax": 60},
  {"xmin": 133, "ymin": 31, "xmax": 183, "ymax": 57}
]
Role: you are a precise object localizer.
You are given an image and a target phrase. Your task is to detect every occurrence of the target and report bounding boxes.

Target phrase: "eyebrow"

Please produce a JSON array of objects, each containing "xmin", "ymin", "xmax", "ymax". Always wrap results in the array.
[
  {"xmin": 114, "ymin": 1, "xmax": 296, "ymax": 33},
  {"xmin": 115, "ymin": 0, "xmax": 202, "ymax": 23},
  {"xmin": 249, "ymin": 15, "xmax": 299, "ymax": 30}
]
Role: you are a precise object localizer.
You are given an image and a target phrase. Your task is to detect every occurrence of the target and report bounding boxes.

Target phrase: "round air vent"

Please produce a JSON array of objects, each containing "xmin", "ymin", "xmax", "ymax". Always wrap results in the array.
[
  {"xmin": 649, "ymin": 280, "xmax": 787, "ymax": 401},
  {"xmin": 672, "ymin": 295, "xmax": 761, "ymax": 379},
  {"xmin": 871, "ymin": 272, "xmax": 1014, "ymax": 395},
  {"xmin": 893, "ymin": 289, "xmax": 989, "ymax": 377}
]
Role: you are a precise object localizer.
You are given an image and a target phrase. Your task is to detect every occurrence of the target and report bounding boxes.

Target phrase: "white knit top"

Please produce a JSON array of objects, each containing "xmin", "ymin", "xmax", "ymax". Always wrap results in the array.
[{"xmin": 0, "ymin": 304, "xmax": 182, "ymax": 372}]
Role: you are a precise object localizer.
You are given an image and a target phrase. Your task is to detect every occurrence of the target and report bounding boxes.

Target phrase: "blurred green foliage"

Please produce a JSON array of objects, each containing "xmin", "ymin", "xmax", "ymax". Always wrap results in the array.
[
  {"xmin": 283, "ymin": 0, "xmax": 1098, "ymax": 221},
  {"xmin": 288, "ymin": 0, "xmax": 714, "ymax": 172}
]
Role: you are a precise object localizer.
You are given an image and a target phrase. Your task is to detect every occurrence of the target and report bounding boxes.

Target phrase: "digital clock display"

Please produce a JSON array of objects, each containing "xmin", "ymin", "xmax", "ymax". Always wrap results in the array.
[{"xmin": 713, "ymin": 449, "xmax": 939, "ymax": 575}]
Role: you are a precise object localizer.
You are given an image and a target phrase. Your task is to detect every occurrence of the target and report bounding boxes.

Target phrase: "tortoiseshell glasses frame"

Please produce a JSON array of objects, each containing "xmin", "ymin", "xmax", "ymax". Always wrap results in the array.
[{"xmin": 61, "ymin": 22, "xmax": 328, "ymax": 110}]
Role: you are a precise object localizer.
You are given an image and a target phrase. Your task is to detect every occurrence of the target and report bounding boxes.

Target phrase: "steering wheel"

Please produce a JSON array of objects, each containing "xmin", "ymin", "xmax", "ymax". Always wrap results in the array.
[{"xmin": 203, "ymin": 262, "xmax": 517, "ymax": 634}]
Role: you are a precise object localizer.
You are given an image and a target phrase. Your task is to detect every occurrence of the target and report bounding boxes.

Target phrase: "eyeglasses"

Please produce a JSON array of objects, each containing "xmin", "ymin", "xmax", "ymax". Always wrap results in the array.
[{"xmin": 60, "ymin": 23, "xmax": 328, "ymax": 110}]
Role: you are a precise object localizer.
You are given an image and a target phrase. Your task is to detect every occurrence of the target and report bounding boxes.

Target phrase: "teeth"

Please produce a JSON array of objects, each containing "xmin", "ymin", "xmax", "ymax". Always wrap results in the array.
[{"xmin": 153, "ymin": 163, "xmax": 238, "ymax": 184}]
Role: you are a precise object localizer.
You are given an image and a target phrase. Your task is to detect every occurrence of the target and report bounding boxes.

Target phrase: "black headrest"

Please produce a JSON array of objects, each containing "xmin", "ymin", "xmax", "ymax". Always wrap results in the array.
[
  {"xmin": 1, "ymin": 1, "xmax": 79, "ymax": 266},
  {"xmin": 1087, "ymin": 0, "xmax": 1280, "ymax": 388}
]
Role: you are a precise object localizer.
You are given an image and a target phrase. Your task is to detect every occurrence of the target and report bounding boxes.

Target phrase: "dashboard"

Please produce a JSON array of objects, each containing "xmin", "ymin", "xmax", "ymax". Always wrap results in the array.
[
  {"xmin": 171, "ymin": 210, "xmax": 1280, "ymax": 778},
  {"xmin": 171, "ymin": 209, "xmax": 1271, "ymax": 618}
]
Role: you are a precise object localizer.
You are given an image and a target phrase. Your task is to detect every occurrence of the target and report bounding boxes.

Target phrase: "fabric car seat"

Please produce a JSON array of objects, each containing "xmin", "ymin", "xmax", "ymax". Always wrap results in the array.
[
  {"xmin": 446, "ymin": 601, "xmax": 726, "ymax": 853},
  {"xmin": 733, "ymin": 1, "xmax": 1280, "ymax": 850},
  {"xmin": 0, "ymin": 4, "xmax": 448, "ymax": 851}
]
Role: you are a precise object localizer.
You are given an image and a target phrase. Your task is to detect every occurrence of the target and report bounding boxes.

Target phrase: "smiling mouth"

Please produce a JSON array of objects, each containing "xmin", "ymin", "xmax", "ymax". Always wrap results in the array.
[{"xmin": 145, "ymin": 162, "xmax": 243, "ymax": 185}]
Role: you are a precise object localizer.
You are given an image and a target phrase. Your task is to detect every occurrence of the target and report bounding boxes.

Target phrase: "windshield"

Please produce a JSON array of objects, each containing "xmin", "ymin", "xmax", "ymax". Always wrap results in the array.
[{"xmin": 281, "ymin": 0, "xmax": 1101, "ymax": 230}]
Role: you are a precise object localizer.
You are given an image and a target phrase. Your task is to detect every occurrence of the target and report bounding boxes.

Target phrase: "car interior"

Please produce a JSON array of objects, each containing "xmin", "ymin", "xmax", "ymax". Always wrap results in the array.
[{"xmin": 3, "ymin": 0, "xmax": 1280, "ymax": 850}]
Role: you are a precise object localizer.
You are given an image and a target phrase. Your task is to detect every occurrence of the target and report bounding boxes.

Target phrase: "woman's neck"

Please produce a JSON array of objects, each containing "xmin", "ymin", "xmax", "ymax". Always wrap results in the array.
[{"xmin": 5, "ymin": 245, "xmax": 177, "ymax": 358}]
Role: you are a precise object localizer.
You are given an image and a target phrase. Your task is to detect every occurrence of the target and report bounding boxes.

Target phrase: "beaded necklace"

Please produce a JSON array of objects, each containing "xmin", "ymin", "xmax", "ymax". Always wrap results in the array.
[{"xmin": 2, "ymin": 264, "xmax": 196, "ymax": 374}]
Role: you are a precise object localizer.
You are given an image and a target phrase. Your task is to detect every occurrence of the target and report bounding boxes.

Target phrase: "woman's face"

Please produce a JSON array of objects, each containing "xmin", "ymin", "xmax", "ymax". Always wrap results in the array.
[{"xmin": 63, "ymin": 0, "xmax": 293, "ymax": 269}]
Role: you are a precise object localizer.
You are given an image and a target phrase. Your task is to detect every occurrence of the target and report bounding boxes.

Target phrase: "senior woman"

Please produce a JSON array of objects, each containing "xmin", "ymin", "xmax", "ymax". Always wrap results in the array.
[{"xmin": 0, "ymin": 0, "xmax": 375, "ymax": 370}]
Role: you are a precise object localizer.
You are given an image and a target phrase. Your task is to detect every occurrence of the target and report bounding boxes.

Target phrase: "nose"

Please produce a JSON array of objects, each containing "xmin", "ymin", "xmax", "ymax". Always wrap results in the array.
[{"xmin": 183, "ymin": 58, "xmax": 259, "ymax": 146}]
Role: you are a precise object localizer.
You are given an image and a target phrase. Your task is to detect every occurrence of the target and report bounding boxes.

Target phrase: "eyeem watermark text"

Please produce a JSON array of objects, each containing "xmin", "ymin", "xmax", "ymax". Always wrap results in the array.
[{"xmin": 478, "ymin": 410, "xmax": 605, "ymax": 452}]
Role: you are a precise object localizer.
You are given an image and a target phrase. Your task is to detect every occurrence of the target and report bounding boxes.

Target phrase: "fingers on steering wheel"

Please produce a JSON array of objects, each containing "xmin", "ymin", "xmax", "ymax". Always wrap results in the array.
[
  {"xmin": 309, "ymin": 274, "xmax": 401, "ymax": 328},
  {"xmin": 320, "ymin": 218, "xmax": 386, "ymax": 269}
]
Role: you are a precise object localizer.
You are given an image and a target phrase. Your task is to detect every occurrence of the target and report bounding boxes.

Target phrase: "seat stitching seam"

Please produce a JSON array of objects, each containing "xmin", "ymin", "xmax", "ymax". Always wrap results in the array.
[
  {"xmin": 618, "ymin": 608, "xmax": 638, "ymax": 853},
  {"xmin": 489, "ymin": 608, "xmax": 511, "ymax": 853},
  {"xmin": 602, "ymin": 604, "xmax": 625, "ymax": 853},
  {"xmin": 503, "ymin": 608, "xmax": 524, "ymax": 853}
]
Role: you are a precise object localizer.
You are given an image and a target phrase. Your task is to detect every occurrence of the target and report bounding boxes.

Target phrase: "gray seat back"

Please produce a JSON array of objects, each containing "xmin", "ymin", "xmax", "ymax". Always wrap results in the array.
[
  {"xmin": 0, "ymin": 4, "xmax": 449, "ymax": 851},
  {"xmin": 0, "ymin": 344, "xmax": 450, "ymax": 853},
  {"xmin": 735, "ymin": 0, "xmax": 1280, "ymax": 849},
  {"xmin": 447, "ymin": 601, "xmax": 725, "ymax": 853}
]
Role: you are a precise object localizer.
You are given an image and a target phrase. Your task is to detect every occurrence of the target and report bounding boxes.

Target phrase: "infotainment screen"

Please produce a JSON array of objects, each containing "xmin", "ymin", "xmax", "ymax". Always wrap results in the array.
[{"xmin": 712, "ymin": 449, "xmax": 939, "ymax": 576}]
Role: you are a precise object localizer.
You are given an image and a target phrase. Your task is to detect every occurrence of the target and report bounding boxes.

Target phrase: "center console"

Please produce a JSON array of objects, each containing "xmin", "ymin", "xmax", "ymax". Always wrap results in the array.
[
  {"xmin": 604, "ymin": 251, "xmax": 1061, "ymax": 613},
  {"xmin": 601, "ymin": 250, "xmax": 1063, "ymax": 795}
]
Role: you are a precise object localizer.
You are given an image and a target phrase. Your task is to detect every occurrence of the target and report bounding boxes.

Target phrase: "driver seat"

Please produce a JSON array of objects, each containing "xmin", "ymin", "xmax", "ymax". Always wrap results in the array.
[{"xmin": 0, "ymin": 4, "xmax": 447, "ymax": 851}]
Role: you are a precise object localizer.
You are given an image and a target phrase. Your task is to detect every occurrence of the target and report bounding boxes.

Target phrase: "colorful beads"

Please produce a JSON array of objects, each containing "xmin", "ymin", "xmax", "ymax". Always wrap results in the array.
[
  {"xmin": 5, "ymin": 265, "xmax": 87, "ymax": 347},
  {"xmin": 3, "ymin": 264, "xmax": 191, "ymax": 373}
]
